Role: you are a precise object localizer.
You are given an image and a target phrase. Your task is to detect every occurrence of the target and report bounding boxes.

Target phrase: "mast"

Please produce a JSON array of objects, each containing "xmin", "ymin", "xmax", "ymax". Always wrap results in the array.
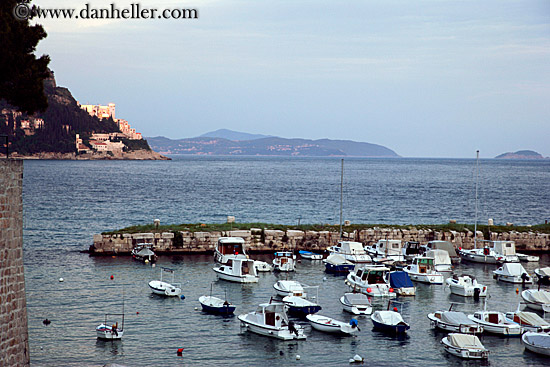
[
  {"xmin": 339, "ymin": 159, "xmax": 344, "ymax": 240},
  {"xmin": 474, "ymin": 150, "xmax": 479, "ymax": 249}
]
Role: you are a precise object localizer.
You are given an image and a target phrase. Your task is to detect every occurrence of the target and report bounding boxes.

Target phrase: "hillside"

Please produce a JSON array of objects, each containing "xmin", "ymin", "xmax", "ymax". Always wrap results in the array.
[
  {"xmin": 199, "ymin": 129, "xmax": 273, "ymax": 141},
  {"xmin": 495, "ymin": 150, "xmax": 546, "ymax": 159},
  {"xmin": 146, "ymin": 133, "xmax": 399, "ymax": 157}
]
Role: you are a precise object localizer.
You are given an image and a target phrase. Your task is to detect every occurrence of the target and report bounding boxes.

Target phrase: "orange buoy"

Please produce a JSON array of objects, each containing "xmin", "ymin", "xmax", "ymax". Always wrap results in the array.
[
  {"xmin": 516, "ymin": 288, "xmax": 519, "ymax": 294},
  {"xmin": 177, "ymin": 348, "xmax": 184, "ymax": 356},
  {"xmin": 366, "ymin": 288, "xmax": 372, "ymax": 293},
  {"xmin": 110, "ymin": 275, "xmax": 114, "ymax": 280},
  {"xmin": 389, "ymin": 288, "xmax": 394, "ymax": 293}
]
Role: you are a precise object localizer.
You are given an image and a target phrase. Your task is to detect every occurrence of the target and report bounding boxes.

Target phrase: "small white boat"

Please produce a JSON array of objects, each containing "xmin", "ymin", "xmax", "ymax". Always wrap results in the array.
[
  {"xmin": 214, "ymin": 237, "xmax": 247, "ymax": 264},
  {"xmin": 441, "ymin": 333, "xmax": 489, "ymax": 359},
  {"xmin": 423, "ymin": 249, "xmax": 452, "ymax": 272},
  {"xmin": 365, "ymin": 239, "xmax": 405, "ymax": 263},
  {"xmin": 148, "ymin": 267, "xmax": 182, "ymax": 296},
  {"xmin": 131, "ymin": 243, "xmax": 157, "ymax": 263},
  {"xmin": 273, "ymin": 280, "xmax": 306, "ymax": 298},
  {"xmin": 327, "ymin": 241, "xmax": 371, "ymax": 263},
  {"xmin": 96, "ymin": 319, "xmax": 124, "ymax": 340},
  {"xmin": 521, "ymin": 289, "xmax": 550, "ymax": 312},
  {"xmin": 522, "ymin": 332, "xmax": 550, "ymax": 356},
  {"xmin": 505, "ymin": 310, "xmax": 550, "ymax": 332},
  {"xmin": 459, "ymin": 240, "xmax": 519, "ymax": 264},
  {"xmin": 299, "ymin": 250, "xmax": 323, "ymax": 260},
  {"xmin": 340, "ymin": 293, "xmax": 372, "ymax": 315},
  {"xmin": 272, "ymin": 251, "xmax": 296, "ymax": 272},
  {"xmin": 404, "ymin": 257, "xmax": 444, "ymax": 284},
  {"xmin": 428, "ymin": 308, "xmax": 484, "ymax": 334},
  {"xmin": 306, "ymin": 314, "xmax": 359, "ymax": 335},
  {"xmin": 446, "ymin": 274, "xmax": 487, "ymax": 298},
  {"xmin": 238, "ymin": 301, "xmax": 307, "ymax": 340},
  {"xmin": 345, "ymin": 265, "xmax": 396, "ymax": 297},
  {"xmin": 534, "ymin": 267, "xmax": 550, "ymax": 285},
  {"xmin": 423, "ymin": 240, "xmax": 461, "ymax": 264},
  {"xmin": 467, "ymin": 310, "xmax": 522, "ymax": 336},
  {"xmin": 253, "ymin": 260, "xmax": 273, "ymax": 272},
  {"xmin": 213, "ymin": 258, "xmax": 258, "ymax": 283},
  {"xmin": 493, "ymin": 263, "xmax": 532, "ymax": 284},
  {"xmin": 517, "ymin": 253, "xmax": 539, "ymax": 262}
]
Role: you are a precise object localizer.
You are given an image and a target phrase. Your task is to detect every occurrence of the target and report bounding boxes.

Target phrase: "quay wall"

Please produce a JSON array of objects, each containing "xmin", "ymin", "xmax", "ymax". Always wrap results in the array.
[
  {"xmin": 90, "ymin": 227, "xmax": 550, "ymax": 255},
  {"xmin": 0, "ymin": 160, "xmax": 30, "ymax": 366}
]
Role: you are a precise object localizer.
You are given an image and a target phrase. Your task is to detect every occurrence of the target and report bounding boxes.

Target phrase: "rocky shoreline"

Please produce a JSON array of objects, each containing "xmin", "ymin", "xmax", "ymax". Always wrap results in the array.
[{"xmin": 10, "ymin": 150, "xmax": 170, "ymax": 160}]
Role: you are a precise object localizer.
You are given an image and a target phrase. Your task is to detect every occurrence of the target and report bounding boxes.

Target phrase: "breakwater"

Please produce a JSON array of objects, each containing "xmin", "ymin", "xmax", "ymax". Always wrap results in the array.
[{"xmin": 90, "ymin": 226, "xmax": 550, "ymax": 255}]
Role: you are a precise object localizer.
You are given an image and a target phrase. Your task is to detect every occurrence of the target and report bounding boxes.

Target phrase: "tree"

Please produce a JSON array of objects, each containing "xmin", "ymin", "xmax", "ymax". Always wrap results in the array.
[{"xmin": 0, "ymin": 0, "xmax": 50, "ymax": 114}]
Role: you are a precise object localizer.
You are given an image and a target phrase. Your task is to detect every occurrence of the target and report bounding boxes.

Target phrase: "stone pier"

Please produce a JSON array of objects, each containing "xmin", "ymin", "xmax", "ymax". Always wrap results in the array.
[{"xmin": 0, "ymin": 159, "xmax": 30, "ymax": 366}]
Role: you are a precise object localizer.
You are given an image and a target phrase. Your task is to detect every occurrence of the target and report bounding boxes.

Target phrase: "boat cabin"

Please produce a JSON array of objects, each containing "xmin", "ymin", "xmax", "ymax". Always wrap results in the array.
[
  {"xmin": 256, "ymin": 302, "xmax": 289, "ymax": 328},
  {"xmin": 403, "ymin": 241, "xmax": 423, "ymax": 257},
  {"xmin": 492, "ymin": 241, "xmax": 516, "ymax": 256},
  {"xmin": 412, "ymin": 257, "xmax": 435, "ymax": 274},
  {"xmin": 223, "ymin": 258, "xmax": 256, "ymax": 276},
  {"xmin": 355, "ymin": 266, "xmax": 389, "ymax": 284}
]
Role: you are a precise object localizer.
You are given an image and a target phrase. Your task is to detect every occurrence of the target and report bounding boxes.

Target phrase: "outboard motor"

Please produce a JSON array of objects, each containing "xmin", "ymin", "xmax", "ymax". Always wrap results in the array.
[
  {"xmin": 473, "ymin": 287, "xmax": 481, "ymax": 301},
  {"xmin": 521, "ymin": 272, "xmax": 529, "ymax": 286},
  {"xmin": 288, "ymin": 321, "xmax": 298, "ymax": 336}
]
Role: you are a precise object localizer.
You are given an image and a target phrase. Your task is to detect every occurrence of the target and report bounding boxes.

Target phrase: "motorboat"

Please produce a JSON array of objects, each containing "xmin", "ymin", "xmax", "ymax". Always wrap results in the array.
[
  {"xmin": 273, "ymin": 280, "xmax": 306, "ymax": 298},
  {"xmin": 428, "ymin": 306, "xmax": 484, "ymax": 334},
  {"xmin": 493, "ymin": 263, "xmax": 532, "ymax": 284},
  {"xmin": 404, "ymin": 256, "xmax": 444, "ymax": 284},
  {"xmin": 402, "ymin": 241, "xmax": 423, "ymax": 261},
  {"xmin": 340, "ymin": 293, "xmax": 373, "ymax": 315},
  {"xmin": 272, "ymin": 251, "xmax": 296, "ymax": 272},
  {"xmin": 323, "ymin": 254, "xmax": 355, "ymax": 274},
  {"xmin": 371, "ymin": 302, "xmax": 410, "ymax": 334},
  {"xmin": 238, "ymin": 301, "xmax": 307, "ymax": 340},
  {"xmin": 521, "ymin": 289, "xmax": 550, "ymax": 312},
  {"xmin": 306, "ymin": 314, "xmax": 359, "ymax": 335},
  {"xmin": 299, "ymin": 250, "xmax": 323, "ymax": 260},
  {"xmin": 345, "ymin": 265, "xmax": 396, "ymax": 297},
  {"xmin": 131, "ymin": 243, "xmax": 157, "ymax": 263},
  {"xmin": 96, "ymin": 317, "xmax": 124, "ymax": 340},
  {"xmin": 446, "ymin": 274, "xmax": 487, "ymax": 298},
  {"xmin": 283, "ymin": 296, "xmax": 322, "ymax": 318},
  {"xmin": 467, "ymin": 310, "xmax": 522, "ymax": 336},
  {"xmin": 441, "ymin": 333, "xmax": 489, "ymax": 359},
  {"xmin": 214, "ymin": 237, "xmax": 247, "ymax": 264},
  {"xmin": 148, "ymin": 267, "xmax": 182, "ymax": 296},
  {"xmin": 327, "ymin": 241, "xmax": 371, "ymax": 263},
  {"xmin": 199, "ymin": 283, "xmax": 236, "ymax": 315},
  {"xmin": 365, "ymin": 239, "xmax": 405, "ymax": 263},
  {"xmin": 534, "ymin": 267, "xmax": 550, "ymax": 285},
  {"xmin": 517, "ymin": 253, "xmax": 540, "ymax": 262},
  {"xmin": 459, "ymin": 240, "xmax": 519, "ymax": 264},
  {"xmin": 423, "ymin": 240, "xmax": 460, "ymax": 264},
  {"xmin": 253, "ymin": 260, "xmax": 273, "ymax": 272},
  {"xmin": 522, "ymin": 332, "xmax": 550, "ymax": 356},
  {"xmin": 505, "ymin": 310, "xmax": 550, "ymax": 332},
  {"xmin": 213, "ymin": 258, "xmax": 259, "ymax": 283},
  {"xmin": 389, "ymin": 271, "xmax": 416, "ymax": 296},
  {"xmin": 422, "ymin": 249, "xmax": 452, "ymax": 272}
]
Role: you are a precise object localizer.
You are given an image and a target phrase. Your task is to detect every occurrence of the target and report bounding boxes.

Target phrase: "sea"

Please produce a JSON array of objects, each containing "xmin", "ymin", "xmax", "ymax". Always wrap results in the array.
[{"xmin": 22, "ymin": 156, "xmax": 550, "ymax": 366}]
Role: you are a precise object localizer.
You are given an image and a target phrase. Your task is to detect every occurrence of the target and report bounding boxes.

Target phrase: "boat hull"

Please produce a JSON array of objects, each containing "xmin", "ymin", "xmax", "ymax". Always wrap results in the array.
[
  {"xmin": 286, "ymin": 305, "xmax": 322, "ymax": 318},
  {"xmin": 213, "ymin": 268, "xmax": 258, "ymax": 283},
  {"xmin": 447, "ymin": 281, "xmax": 487, "ymax": 297},
  {"xmin": 522, "ymin": 332, "xmax": 550, "ymax": 356},
  {"xmin": 493, "ymin": 273, "xmax": 531, "ymax": 284},
  {"xmin": 441, "ymin": 338, "xmax": 488, "ymax": 359},
  {"xmin": 427, "ymin": 314, "xmax": 483, "ymax": 334},
  {"xmin": 340, "ymin": 297, "xmax": 372, "ymax": 315},
  {"xmin": 148, "ymin": 281, "xmax": 182, "ymax": 296},
  {"xmin": 371, "ymin": 318, "xmax": 409, "ymax": 334},
  {"xmin": 96, "ymin": 324, "xmax": 123, "ymax": 340},
  {"xmin": 468, "ymin": 316, "xmax": 521, "ymax": 336},
  {"xmin": 306, "ymin": 315, "xmax": 358, "ymax": 335},
  {"xmin": 199, "ymin": 296, "xmax": 236, "ymax": 315},
  {"xmin": 324, "ymin": 262, "xmax": 355, "ymax": 274},
  {"xmin": 238, "ymin": 315, "xmax": 306, "ymax": 340}
]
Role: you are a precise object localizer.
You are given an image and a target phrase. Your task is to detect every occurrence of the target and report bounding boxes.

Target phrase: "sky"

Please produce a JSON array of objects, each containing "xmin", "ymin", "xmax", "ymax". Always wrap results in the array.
[{"xmin": 33, "ymin": 0, "xmax": 550, "ymax": 158}]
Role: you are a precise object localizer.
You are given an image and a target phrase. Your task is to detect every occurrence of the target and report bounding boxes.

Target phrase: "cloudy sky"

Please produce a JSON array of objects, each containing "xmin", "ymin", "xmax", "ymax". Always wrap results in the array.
[{"xmin": 34, "ymin": 0, "xmax": 549, "ymax": 158}]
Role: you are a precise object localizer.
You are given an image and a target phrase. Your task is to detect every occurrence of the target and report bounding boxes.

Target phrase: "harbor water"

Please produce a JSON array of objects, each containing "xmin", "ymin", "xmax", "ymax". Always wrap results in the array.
[{"xmin": 22, "ymin": 156, "xmax": 550, "ymax": 366}]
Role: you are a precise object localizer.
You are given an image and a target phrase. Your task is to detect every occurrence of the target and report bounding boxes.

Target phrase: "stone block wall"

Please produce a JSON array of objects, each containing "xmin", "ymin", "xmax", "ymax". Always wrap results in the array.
[{"xmin": 0, "ymin": 159, "xmax": 30, "ymax": 366}]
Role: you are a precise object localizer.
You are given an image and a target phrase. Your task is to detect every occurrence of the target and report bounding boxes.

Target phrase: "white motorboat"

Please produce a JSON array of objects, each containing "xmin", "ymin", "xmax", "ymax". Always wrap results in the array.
[
  {"xmin": 522, "ymin": 332, "xmax": 550, "ymax": 356},
  {"xmin": 213, "ymin": 258, "xmax": 258, "ymax": 283},
  {"xmin": 273, "ymin": 280, "xmax": 306, "ymax": 297},
  {"xmin": 534, "ymin": 267, "xmax": 550, "ymax": 285},
  {"xmin": 493, "ymin": 263, "xmax": 532, "ymax": 284},
  {"xmin": 148, "ymin": 267, "xmax": 182, "ymax": 296},
  {"xmin": 459, "ymin": 240, "xmax": 519, "ymax": 264},
  {"xmin": 404, "ymin": 257, "xmax": 444, "ymax": 284},
  {"xmin": 402, "ymin": 241, "xmax": 423, "ymax": 261},
  {"xmin": 345, "ymin": 265, "xmax": 396, "ymax": 297},
  {"xmin": 388, "ymin": 271, "xmax": 416, "ymax": 296},
  {"xmin": 428, "ymin": 308, "xmax": 484, "ymax": 334},
  {"xmin": 521, "ymin": 289, "xmax": 550, "ymax": 312},
  {"xmin": 96, "ymin": 319, "xmax": 124, "ymax": 340},
  {"xmin": 327, "ymin": 241, "xmax": 371, "ymax": 263},
  {"xmin": 131, "ymin": 243, "xmax": 157, "ymax": 263},
  {"xmin": 238, "ymin": 301, "xmax": 307, "ymax": 340},
  {"xmin": 365, "ymin": 239, "xmax": 405, "ymax": 263},
  {"xmin": 307, "ymin": 314, "xmax": 359, "ymax": 335},
  {"xmin": 423, "ymin": 249, "xmax": 452, "ymax": 272},
  {"xmin": 441, "ymin": 333, "xmax": 489, "ymax": 359},
  {"xmin": 340, "ymin": 293, "xmax": 373, "ymax": 315},
  {"xmin": 423, "ymin": 240, "xmax": 460, "ymax": 264},
  {"xmin": 517, "ymin": 253, "xmax": 539, "ymax": 262},
  {"xmin": 446, "ymin": 274, "xmax": 487, "ymax": 298},
  {"xmin": 214, "ymin": 237, "xmax": 247, "ymax": 264},
  {"xmin": 467, "ymin": 310, "xmax": 522, "ymax": 336},
  {"xmin": 253, "ymin": 260, "xmax": 273, "ymax": 272},
  {"xmin": 505, "ymin": 310, "xmax": 550, "ymax": 332},
  {"xmin": 272, "ymin": 251, "xmax": 296, "ymax": 272},
  {"xmin": 299, "ymin": 250, "xmax": 323, "ymax": 260}
]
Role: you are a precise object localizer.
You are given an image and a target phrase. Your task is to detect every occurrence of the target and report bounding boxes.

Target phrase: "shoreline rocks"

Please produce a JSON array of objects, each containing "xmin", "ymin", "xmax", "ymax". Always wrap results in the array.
[{"xmin": 10, "ymin": 149, "xmax": 170, "ymax": 160}]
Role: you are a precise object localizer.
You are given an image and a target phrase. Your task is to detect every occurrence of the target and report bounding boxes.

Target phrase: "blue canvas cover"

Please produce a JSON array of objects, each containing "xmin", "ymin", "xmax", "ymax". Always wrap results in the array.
[{"xmin": 389, "ymin": 271, "xmax": 414, "ymax": 288}]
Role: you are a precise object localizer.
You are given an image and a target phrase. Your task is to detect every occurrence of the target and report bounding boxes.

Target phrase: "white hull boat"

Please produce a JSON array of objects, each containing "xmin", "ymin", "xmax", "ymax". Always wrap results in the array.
[
  {"xmin": 340, "ymin": 293, "xmax": 373, "ymax": 315},
  {"xmin": 306, "ymin": 314, "xmax": 359, "ymax": 335},
  {"xmin": 505, "ymin": 310, "xmax": 550, "ymax": 332},
  {"xmin": 149, "ymin": 267, "xmax": 182, "ymax": 296},
  {"xmin": 517, "ymin": 253, "xmax": 539, "ymax": 262},
  {"xmin": 441, "ymin": 333, "xmax": 489, "ymax": 359},
  {"xmin": 213, "ymin": 258, "xmax": 259, "ymax": 283},
  {"xmin": 423, "ymin": 249, "xmax": 453, "ymax": 272},
  {"xmin": 493, "ymin": 263, "xmax": 532, "ymax": 284},
  {"xmin": 299, "ymin": 250, "xmax": 323, "ymax": 260},
  {"xmin": 459, "ymin": 241, "xmax": 519, "ymax": 264},
  {"xmin": 404, "ymin": 257, "xmax": 444, "ymax": 284},
  {"xmin": 468, "ymin": 310, "xmax": 522, "ymax": 336},
  {"xmin": 522, "ymin": 332, "xmax": 550, "ymax": 356},
  {"xmin": 328, "ymin": 241, "xmax": 371, "ymax": 263},
  {"xmin": 238, "ymin": 301, "xmax": 306, "ymax": 340},
  {"xmin": 214, "ymin": 237, "xmax": 247, "ymax": 264},
  {"xmin": 428, "ymin": 310, "xmax": 484, "ymax": 334},
  {"xmin": 345, "ymin": 265, "xmax": 396, "ymax": 297},
  {"xmin": 96, "ymin": 323, "xmax": 123, "ymax": 340},
  {"xmin": 131, "ymin": 243, "xmax": 157, "ymax": 263},
  {"xmin": 446, "ymin": 275, "xmax": 487, "ymax": 297},
  {"xmin": 521, "ymin": 289, "xmax": 550, "ymax": 312},
  {"xmin": 273, "ymin": 251, "xmax": 296, "ymax": 272},
  {"xmin": 273, "ymin": 280, "xmax": 306, "ymax": 298},
  {"xmin": 534, "ymin": 267, "xmax": 550, "ymax": 285},
  {"xmin": 365, "ymin": 239, "xmax": 405, "ymax": 263},
  {"xmin": 253, "ymin": 260, "xmax": 273, "ymax": 272}
]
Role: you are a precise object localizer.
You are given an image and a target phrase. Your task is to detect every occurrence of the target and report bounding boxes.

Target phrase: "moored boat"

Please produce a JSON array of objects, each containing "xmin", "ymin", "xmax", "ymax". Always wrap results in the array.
[
  {"xmin": 534, "ymin": 267, "xmax": 550, "ymax": 285},
  {"xmin": 505, "ymin": 310, "xmax": 550, "ymax": 332},
  {"xmin": 148, "ymin": 267, "xmax": 182, "ymax": 296},
  {"xmin": 365, "ymin": 239, "xmax": 405, "ymax": 263},
  {"xmin": 327, "ymin": 241, "xmax": 371, "ymax": 263},
  {"xmin": 273, "ymin": 251, "xmax": 296, "ymax": 272},
  {"xmin": 273, "ymin": 280, "xmax": 306, "ymax": 298},
  {"xmin": 299, "ymin": 250, "xmax": 323, "ymax": 260},
  {"xmin": 199, "ymin": 283, "xmax": 236, "ymax": 315},
  {"xmin": 467, "ymin": 310, "xmax": 522, "ymax": 336},
  {"xmin": 423, "ymin": 249, "xmax": 452, "ymax": 272},
  {"xmin": 428, "ymin": 308, "xmax": 484, "ymax": 334},
  {"xmin": 521, "ymin": 289, "xmax": 550, "ymax": 312},
  {"xmin": 423, "ymin": 240, "xmax": 460, "ymax": 264},
  {"xmin": 371, "ymin": 310, "xmax": 410, "ymax": 334},
  {"xmin": 131, "ymin": 243, "xmax": 157, "ymax": 263},
  {"xmin": 389, "ymin": 271, "xmax": 416, "ymax": 296},
  {"xmin": 446, "ymin": 274, "xmax": 487, "ymax": 298},
  {"xmin": 283, "ymin": 295, "xmax": 322, "ymax": 318},
  {"xmin": 306, "ymin": 314, "xmax": 359, "ymax": 335},
  {"xmin": 404, "ymin": 257, "xmax": 444, "ymax": 284},
  {"xmin": 522, "ymin": 332, "xmax": 550, "ymax": 356},
  {"xmin": 340, "ymin": 292, "xmax": 373, "ymax": 315},
  {"xmin": 441, "ymin": 333, "xmax": 489, "ymax": 359},
  {"xmin": 96, "ymin": 319, "xmax": 124, "ymax": 340},
  {"xmin": 517, "ymin": 253, "xmax": 540, "ymax": 262},
  {"xmin": 253, "ymin": 260, "xmax": 273, "ymax": 272},
  {"xmin": 323, "ymin": 254, "xmax": 355, "ymax": 274},
  {"xmin": 238, "ymin": 301, "xmax": 307, "ymax": 340},
  {"xmin": 214, "ymin": 237, "xmax": 247, "ymax": 264},
  {"xmin": 345, "ymin": 265, "xmax": 396, "ymax": 297},
  {"xmin": 493, "ymin": 263, "xmax": 532, "ymax": 284},
  {"xmin": 213, "ymin": 258, "xmax": 259, "ymax": 283}
]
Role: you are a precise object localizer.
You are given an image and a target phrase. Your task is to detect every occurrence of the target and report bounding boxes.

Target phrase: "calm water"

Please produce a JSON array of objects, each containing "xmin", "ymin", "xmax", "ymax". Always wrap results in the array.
[{"xmin": 22, "ymin": 157, "xmax": 550, "ymax": 366}]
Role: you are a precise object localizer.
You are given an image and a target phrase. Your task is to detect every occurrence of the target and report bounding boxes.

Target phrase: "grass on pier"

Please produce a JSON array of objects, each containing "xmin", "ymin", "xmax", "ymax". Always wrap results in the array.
[{"xmin": 102, "ymin": 222, "xmax": 550, "ymax": 235}]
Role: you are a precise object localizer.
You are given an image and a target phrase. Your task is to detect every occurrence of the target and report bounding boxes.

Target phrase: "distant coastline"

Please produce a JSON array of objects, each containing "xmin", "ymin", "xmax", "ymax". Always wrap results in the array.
[
  {"xmin": 495, "ymin": 150, "xmax": 547, "ymax": 160},
  {"xmin": 10, "ymin": 150, "xmax": 170, "ymax": 160}
]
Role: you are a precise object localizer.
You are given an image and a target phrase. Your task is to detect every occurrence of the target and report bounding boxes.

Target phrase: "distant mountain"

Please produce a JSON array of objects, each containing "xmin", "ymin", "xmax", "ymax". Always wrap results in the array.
[
  {"xmin": 146, "ymin": 134, "xmax": 400, "ymax": 157},
  {"xmin": 495, "ymin": 150, "xmax": 546, "ymax": 159},
  {"xmin": 199, "ymin": 129, "xmax": 273, "ymax": 141}
]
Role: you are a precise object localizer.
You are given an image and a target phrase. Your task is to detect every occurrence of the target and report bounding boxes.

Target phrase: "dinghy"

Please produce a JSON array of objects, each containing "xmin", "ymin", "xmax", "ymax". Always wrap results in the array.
[
  {"xmin": 505, "ymin": 310, "xmax": 550, "ymax": 332},
  {"xmin": 306, "ymin": 314, "xmax": 359, "ymax": 335},
  {"xmin": 522, "ymin": 332, "xmax": 550, "ymax": 356},
  {"xmin": 283, "ymin": 296, "xmax": 322, "ymax": 318},
  {"xmin": 521, "ymin": 289, "xmax": 550, "ymax": 312},
  {"xmin": 517, "ymin": 253, "xmax": 539, "ymax": 262},
  {"xmin": 441, "ymin": 333, "xmax": 489, "ymax": 359},
  {"xmin": 213, "ymin": 258, "xmax": 259, "ymax": 283},
  {"xmin": 273, "ymin": 280, "xmax": 306, "ymax": 298},
  {"xmin": 323, "ymin": 254, "xmax": 355, "ymax": 274},
  {"xmin": 371, "ymin": 310, "xmax": 410, "ymax": 334},
  {"xmin": 253, "ymin": 260, "xmax": 273, "ymax": 272},
  {"xmin": 446, "ymin": 274, "xmax": 487, "ymax": 298},
  {"xmin": 428, "ymin": 308, "xmax": 483, "ymax": 334},
  {"xmin": 199, "ymin": 283, "xmax": 236, "ymax": 315},
  {"xmin": 148, "ymin": 267, "xmax": 182, "ymax": 296},
  {"xmin": 467, "ymin": 310, "xmax": 522, "ymax": 336},
  {"xmin": 493, "ymin": 263, "xmax": 532, "ymax": 284},
  {"xmin": 299, "ymin": 250, "xmax": 323, "ymax": 260},
  {"xmin": 340, "ymin": 293, "xmax": 373, "ymax": 315},
  {"xmin": 238, "ymin": 301, "xmax": 307, "ymax": 340},
  {"xmin": 534, "ymin": 267, "xmax": 550, "ymax": 285}
]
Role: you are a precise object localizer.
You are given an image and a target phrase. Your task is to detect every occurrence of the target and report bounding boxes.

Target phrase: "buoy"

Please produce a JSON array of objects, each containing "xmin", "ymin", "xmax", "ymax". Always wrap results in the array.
[
  {"xmin": 516, "ymin": 288, "xmax": 519, "ymax": 294},
  {"xmin": 393, "ymin": 307, "xmax": 398, "ymax": 312},
  {"xmin": 180, "ymin": 295, "xmax": 185, "ymax": 300},
  {"xmin": 112, "ymin": 255, "xmax": 116, "ymax": 258},
  {"xmin": 323, "ymin": 277, "xmax": 327, "ymax": 281},
  {"xmin": 279, "ymin": 351, "xmax": 284, "ymax": 356},
  {"xmin": 58, "ymin": 277, "xmax": 64, "ymax": 282},
  {"xmin": 136, "ymin": 312, "xmax": 139, "ymax": 315},
  {"xmin": 110, "ymin": 275, "xmax": 114, "ymax": 280},
  {"xmin": 177, "ymin": 348, "xmax": 184, "ymax": 356},
  {"xmin": 296, "ymin": 354, "xmax": 301, "ymax": 360},
  {"xmin": 152, "ymin": 263, "xmax": 156, "ymax": 268},
  {"xmin": 389, "ymin": 288, "xmax": 394, "ymax": 293},
  {"xmin": 42, "ymin": 319, "xmax": 51, "ymax": 325},
  {"xmin": 366, "ymin": 287, "xmax": 372, "ymax": 293},
  {"xmin": 145, "ymin": 259, "xmax": 149, "ymax": 264}
]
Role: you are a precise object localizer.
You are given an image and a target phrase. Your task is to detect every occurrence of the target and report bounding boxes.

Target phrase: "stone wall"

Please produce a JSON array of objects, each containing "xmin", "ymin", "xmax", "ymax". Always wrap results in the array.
[
  {"xmin": 0, "ymin": 159, "xmax": 30, "ymax": 366},
  {"xmin": 91, "ymin": 226, "xmax": 550, "ymax": 255}
]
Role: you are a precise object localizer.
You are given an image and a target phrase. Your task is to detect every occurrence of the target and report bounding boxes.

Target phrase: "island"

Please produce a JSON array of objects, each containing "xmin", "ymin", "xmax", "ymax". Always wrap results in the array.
[{"xmin": 495, "ymin": 150, "xmax": 546, "ymax": 160}]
